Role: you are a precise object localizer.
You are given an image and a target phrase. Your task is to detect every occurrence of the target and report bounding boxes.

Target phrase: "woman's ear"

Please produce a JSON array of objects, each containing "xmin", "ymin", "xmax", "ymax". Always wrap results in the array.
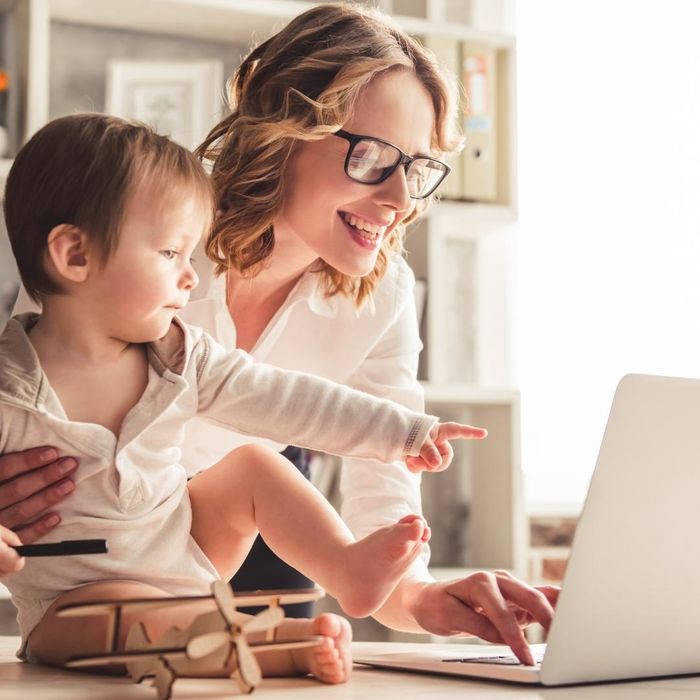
[{"xmin": 45, "ymin": 225, "xmax": 93, "ymax": 284}]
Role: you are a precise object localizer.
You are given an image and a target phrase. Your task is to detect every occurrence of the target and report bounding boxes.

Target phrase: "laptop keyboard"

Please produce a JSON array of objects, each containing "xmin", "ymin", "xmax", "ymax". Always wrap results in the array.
[{"xmin": 443, "ymin": 652, "xmax": 545, "ymax": 667}]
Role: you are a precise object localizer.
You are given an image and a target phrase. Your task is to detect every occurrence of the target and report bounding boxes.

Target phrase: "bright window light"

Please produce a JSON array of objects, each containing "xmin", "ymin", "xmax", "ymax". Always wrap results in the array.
[{"xmin": 516, "ymin": 1, "xmax": 700, "ymax": 510}]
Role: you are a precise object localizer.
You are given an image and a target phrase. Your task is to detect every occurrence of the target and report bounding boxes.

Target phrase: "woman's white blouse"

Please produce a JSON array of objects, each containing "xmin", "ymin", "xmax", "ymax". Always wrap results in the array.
[
  {"xmin": 182, "ymin": 253, "xmax": 428, "ymax": 565},
  {"xmin": 13, "ymin": 252, "xmax": 430, "ymax": 570}
]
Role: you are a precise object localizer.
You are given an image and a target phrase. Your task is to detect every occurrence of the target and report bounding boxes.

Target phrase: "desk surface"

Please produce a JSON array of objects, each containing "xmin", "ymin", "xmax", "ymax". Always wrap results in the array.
[{"xmin": 2, "ymin": 637, "xmax": 700, "ymax": 700}]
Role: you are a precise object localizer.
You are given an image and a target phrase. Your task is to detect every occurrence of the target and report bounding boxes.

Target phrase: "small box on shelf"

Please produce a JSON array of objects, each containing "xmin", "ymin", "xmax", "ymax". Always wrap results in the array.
[
  {"xmin": 0, "ymin": 68, "xmax": 8, "ymax": 158},
  {"xmin": 391, "ymin": 0, "xmax": 428, "ymax": 18},
  {"xmin": 418, "ymin": 31, "xmax": 513, "ymax": 206},
  {"xmin": 461, "ymin": 41, "xmax": 498, "ymax": 202},
  {"xmin": 0, "ymin": 3, "xmax": 20, "ymax": 159}
]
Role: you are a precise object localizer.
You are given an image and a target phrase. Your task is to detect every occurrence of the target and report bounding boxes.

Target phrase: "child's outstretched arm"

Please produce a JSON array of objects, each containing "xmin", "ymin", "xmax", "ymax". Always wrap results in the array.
[
  {"xmin": 192, "ymin": 330, "xmax": 485, "ymax": 468},
  {"xmin": 405, "ymin": 422, "xmax": 488, "ymax": 473}
]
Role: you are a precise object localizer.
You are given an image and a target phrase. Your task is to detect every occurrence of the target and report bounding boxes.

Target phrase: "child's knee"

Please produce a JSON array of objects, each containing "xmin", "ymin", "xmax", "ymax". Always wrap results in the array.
[
  {"xmin": 229, "ymin": 443, "xmax": 280, "ymax": 462},
  {"xmin": 226, "ymin": 444, "xmax": 288, "ymax": 474}
]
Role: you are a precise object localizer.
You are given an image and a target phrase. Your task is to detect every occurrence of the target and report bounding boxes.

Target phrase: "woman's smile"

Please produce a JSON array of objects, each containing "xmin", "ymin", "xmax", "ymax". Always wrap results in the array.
[{"xmin": 338, "ymin": 211, "xmax": 384, "ymax": 250}]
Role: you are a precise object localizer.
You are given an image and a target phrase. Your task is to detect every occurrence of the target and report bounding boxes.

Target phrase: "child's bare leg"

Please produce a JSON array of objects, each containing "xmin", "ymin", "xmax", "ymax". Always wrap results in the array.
[
  {"xmin": 28, "ymin": 579, "xmax": 350, "ymax": 683},
  {"xmin": 188, "ymin": 444, "xmax": 429, "ymax": 619},
  {"xmin": 271, "ymin": 613, "xmax": 352, "ymax": 684},
  {"xmin": 26, "ymin": 580, "xmax": 217, "ymax": 668},
  {"xmin": 162, "ymin": 609, "xmax": 351, "ymax": 683},
  {"xmin": 28, "ymin": 580, "xmax": 347, "ymax": 684}
]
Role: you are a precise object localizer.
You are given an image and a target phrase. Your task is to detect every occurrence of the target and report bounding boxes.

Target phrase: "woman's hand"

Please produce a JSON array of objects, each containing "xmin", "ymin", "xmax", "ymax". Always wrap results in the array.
[
  {"xmin": 406, "ymin": 422, "xmax": 488, "ymax": 473},
  {"xmin": 0, "ymin": 447, "xmax": 77, "ymax": 543},
  {"xmin": 411, "ymin": 571, "xmax": 560, "ymax": 665},
  {"xmin": 0, "ymin": 525, "xmax": 24, "ymax": 577}
]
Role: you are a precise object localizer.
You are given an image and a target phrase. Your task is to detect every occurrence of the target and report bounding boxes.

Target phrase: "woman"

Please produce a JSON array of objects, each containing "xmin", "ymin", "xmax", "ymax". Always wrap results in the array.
[{"xmin": 3, "ymin": 4, "xmax": 555, "ymax": 665}]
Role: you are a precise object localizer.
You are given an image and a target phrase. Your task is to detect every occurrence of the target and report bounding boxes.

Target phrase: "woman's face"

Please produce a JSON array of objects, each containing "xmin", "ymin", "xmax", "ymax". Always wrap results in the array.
[{"xmin": 277, "ymin": 69, "xmax": 436, "ymax": 277}]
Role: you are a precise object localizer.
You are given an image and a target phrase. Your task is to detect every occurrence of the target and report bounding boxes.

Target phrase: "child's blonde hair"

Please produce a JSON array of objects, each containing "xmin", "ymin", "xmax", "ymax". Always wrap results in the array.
[
  {"xmin": 4, "ymin": 113, "xmax": 214, "ymax": 302},
  {"xmin": 197, "ymin": 3, "xmax": 461, "ymax": 307}
]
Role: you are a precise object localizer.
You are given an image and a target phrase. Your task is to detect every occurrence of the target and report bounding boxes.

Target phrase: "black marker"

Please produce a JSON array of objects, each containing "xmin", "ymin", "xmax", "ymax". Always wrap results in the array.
[{"xmin": 11, "ymin": 539, "xmax": 108, "ymax": 557}]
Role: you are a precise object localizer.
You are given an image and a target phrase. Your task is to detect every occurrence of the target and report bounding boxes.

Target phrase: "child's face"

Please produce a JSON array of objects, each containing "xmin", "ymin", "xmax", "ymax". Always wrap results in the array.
[{"xmin": 88, "ymin": 182, "xmax": 208, "ymax": 343}]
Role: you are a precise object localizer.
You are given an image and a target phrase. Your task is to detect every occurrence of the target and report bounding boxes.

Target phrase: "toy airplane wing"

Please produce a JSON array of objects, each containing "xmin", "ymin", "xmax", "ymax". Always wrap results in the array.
[
  {"xmin": 236, "ymin": 587, "xmax": 325, "ymax": 605},
  {"xmin": 55, "ymin": 596, "xmax": 215, "ymax": 618},
  {"xmin": 65, "ymin": 636, "xmax": 324, "ymax": 670},
  {"xmin": 248, "ymin": 636, "xmax": 325, "ymax": 652},
  {"xmin": 56, "ymin": 587, "xmax": 325, "ymax": 618},
  {"xmin": 66, "ymin": 646, "xmax": 188, "ymax": 668}
]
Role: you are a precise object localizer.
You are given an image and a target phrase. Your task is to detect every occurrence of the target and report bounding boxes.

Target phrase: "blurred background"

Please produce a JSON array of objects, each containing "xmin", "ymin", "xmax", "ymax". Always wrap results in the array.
[{"xmin": 2, "ymin": 0, "xmax": 699, "ymax": 639}]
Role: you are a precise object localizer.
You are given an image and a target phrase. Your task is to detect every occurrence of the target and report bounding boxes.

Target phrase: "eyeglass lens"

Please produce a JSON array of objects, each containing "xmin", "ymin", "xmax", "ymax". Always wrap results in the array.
[{"xmin": 347, "ymin": 139, "xmax": 447, "ymax": 197}]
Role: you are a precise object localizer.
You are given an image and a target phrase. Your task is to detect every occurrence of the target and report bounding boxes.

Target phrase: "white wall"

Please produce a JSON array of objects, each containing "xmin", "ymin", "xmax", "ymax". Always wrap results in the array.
[{"xmin": 516, "ymin": 0, "xmax": 700, "ymax": 508}]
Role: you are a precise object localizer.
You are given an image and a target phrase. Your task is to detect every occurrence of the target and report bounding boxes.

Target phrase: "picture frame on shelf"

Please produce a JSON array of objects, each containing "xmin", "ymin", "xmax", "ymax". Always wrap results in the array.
[
  {"xmin": 105, "ymin": 60, "xmax": 224, "ymax": 150},
  {"xmin": 0, "ymin": 70, "xmax": 7, "ymax": 158}
]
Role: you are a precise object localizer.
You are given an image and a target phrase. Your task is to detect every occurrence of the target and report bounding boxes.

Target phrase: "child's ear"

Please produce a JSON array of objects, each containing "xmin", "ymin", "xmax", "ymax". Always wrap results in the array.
[{"xmin": 45, "ymin": 225, "xmax": 93, "ymax": 284}]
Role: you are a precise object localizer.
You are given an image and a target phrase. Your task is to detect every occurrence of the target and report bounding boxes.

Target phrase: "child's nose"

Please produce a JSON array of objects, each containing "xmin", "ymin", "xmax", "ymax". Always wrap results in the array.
[{"xmin": 182, "ymin": 265, "xmax": 199, "ymax": 290}]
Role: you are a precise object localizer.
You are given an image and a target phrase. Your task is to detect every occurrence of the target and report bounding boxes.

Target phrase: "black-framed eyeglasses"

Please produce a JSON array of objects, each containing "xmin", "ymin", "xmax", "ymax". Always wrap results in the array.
[{"xmin": 333, "ymin": 129, "xmax": 451, "ymax": 200}]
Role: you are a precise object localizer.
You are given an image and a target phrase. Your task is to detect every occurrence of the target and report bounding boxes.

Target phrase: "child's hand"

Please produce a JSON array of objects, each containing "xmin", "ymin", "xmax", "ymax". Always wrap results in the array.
[
  {"xmin": 0, "ymin": 525, "xmax": 24, "ymax": 577},
  {"xmin": 405, "ymin": 422, "xmax": 488, "ymax": 473}
]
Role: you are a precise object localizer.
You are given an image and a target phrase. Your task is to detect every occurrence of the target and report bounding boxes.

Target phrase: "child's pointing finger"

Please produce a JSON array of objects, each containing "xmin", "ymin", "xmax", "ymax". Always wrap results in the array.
[{"xmin": 437, "ymin": 422, "xmax": 488, "ymax": 441}]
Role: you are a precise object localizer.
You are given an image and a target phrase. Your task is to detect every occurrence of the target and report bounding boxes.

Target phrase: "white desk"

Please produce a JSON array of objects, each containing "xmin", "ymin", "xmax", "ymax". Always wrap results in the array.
[{"xmin": 2, "ymin": 637, "xmax": 700, "ymax": 699}]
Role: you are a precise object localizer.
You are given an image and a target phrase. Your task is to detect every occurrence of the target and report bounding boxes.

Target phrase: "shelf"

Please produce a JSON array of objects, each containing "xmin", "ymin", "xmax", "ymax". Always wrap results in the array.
[
  {"xmin": 396, "ymin": 15, "xmax": 514, "ymax": 47},
  {"xmin": 430, "ymin": 200, "xmax": 517, "ymax": 224},
  {"xmin": 47, "ymin": 0, "xmax": 514, "ymax": 46},
  {"xmin": 49, "ymin": 0, "xmax": 316, "ymax": 44},
  {"xmin": 421, "ymin": 382, "xmax": 518, "ymax": 405},
  {"xmin": 525, "ymin": 495, "xmax": 585, "ymax": 519}
]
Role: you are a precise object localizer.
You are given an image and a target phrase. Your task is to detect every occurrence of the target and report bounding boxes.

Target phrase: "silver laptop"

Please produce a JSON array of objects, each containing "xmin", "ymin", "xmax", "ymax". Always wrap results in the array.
[{"xmin": 355, "ymin": 374, "xmax": 700, "ymax": 685}]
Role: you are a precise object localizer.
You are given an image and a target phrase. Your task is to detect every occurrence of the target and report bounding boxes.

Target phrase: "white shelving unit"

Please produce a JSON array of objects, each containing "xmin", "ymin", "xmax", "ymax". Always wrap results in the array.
[
  {"xmin": 0, "ymin": 0, "xmax": 524, "ymax": 576},
  {"xmin": 422, "ymin": 380, "xmax": 525, "ymax": 574}
]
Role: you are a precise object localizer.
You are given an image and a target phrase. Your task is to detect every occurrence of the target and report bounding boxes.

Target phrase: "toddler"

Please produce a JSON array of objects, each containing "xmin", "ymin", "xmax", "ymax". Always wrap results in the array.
[{"xmin": 0, "ymin": 114, "xmax": 486, "ymax": 682}]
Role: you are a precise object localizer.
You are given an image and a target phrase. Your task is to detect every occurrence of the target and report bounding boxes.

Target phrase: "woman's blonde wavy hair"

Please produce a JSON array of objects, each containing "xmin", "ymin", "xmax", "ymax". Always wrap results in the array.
[{"xmin": 197, "ymin": 2, "xmax": 461, "ymax": 307}]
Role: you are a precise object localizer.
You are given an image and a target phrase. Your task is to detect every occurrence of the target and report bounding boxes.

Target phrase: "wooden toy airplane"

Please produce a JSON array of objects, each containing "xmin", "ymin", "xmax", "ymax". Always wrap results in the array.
[{"xmin": 56, "ymin": 580, "xmax": 325, "ymax": 699}]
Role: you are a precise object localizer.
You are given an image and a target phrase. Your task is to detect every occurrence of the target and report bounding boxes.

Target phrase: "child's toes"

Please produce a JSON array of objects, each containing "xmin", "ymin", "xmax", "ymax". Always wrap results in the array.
[
  {"xmin": 312, "ymin": 613, "xmax": 341, "ymax": 638},
  {"xmin": 318, "ymin": 661, "xmax": 346, "ymax": 684},
  {"xmin": 397, "ymin": 515, "xmax": 427, "ymax": 542},
  {"xmin": 315, "ymin": 645, "xmax": 339, "ymax": 664}
]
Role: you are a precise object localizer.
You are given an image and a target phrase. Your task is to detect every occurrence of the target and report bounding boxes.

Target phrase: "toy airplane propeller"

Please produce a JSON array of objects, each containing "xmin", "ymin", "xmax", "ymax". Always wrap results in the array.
[
  {"xmin": 185, "ymin": 580, "xmax": 285, "ymax": 691},
  {"xmin": 57, "ymin": 580, "xmax": 325, "ymax": 700}
]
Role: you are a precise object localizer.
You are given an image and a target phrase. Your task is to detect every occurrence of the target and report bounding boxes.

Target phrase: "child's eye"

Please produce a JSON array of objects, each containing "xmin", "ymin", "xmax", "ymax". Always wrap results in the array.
[{"xmin": 160, "ymin": 249, "xmax": 178, "ymax": 260}]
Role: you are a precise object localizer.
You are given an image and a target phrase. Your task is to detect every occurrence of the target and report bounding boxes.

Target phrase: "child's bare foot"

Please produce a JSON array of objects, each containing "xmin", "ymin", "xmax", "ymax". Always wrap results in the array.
[
  {"xmin": 334, "ymin": 514, "xmax": 430, "ymax": 618},
  {"xmin": 276, "ymin": 613, "xmax": 352, "ymax": 684}
]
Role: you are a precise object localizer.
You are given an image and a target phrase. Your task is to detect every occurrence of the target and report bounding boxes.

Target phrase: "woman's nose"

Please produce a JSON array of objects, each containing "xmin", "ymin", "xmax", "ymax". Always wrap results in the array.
[{"xmin": 376, "ymin": 164, "xmax": 413, "ymax": 213}]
